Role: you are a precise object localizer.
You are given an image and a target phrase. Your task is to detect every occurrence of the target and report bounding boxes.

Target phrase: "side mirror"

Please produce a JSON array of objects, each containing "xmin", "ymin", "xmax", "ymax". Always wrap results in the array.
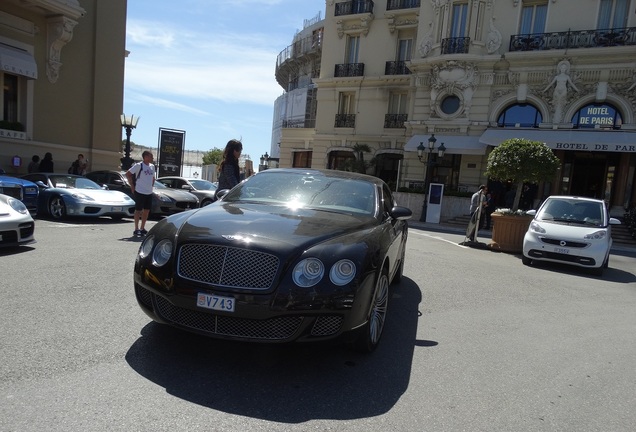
[
  {"xmin": 216, "ymin": 189, "xmax": 230, "ymax": 200},
  {"xmin": 390, "ymin": 206, "xmax": 412, "ymax": 221},
  {"xmin": 526, "ymin": 209, "xmax": 537, "ymax": 216},
  {"xmin": 609, "ymin": 217, "xmax": 621, "ymax": 225},
  {"xmin": 181, "ymin": 185, "xmax": 193, "ymax": 191}
]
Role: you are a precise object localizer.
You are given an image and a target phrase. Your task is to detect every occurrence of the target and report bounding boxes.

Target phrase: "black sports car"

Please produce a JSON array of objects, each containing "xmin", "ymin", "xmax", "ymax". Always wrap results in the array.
[{"xmin": 134, "ymin": 168, "xmax": 411, "ymax": 352}]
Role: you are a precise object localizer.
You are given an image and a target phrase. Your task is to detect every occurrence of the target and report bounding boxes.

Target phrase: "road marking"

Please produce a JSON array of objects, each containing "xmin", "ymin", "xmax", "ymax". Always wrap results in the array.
[{"xmin": 411, "ymin": 230, "xmax": 469, "ymax": 248}]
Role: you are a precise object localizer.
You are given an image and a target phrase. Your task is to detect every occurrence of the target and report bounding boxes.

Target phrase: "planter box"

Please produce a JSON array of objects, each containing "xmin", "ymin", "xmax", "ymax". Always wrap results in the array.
[{"xmin": 489, "ymin": 213, "xmax": 533, "ymax": 253}]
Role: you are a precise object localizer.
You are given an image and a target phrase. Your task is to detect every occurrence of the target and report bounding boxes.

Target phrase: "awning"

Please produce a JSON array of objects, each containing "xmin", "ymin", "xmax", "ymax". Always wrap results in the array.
[
  {"xmin": 480, "ymin": 129, "xmax": 636, "ymax": 153},
  {"xmin": 0, "ymin": 44, "xmax": 38, "ymax": 79},
  {"xmin": 405, "ymin": 134, "xmax": 487, "ymax": 155}
]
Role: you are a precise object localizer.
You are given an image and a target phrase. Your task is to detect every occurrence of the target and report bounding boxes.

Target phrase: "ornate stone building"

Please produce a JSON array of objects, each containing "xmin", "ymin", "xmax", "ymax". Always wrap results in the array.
[
  {"xmin": 275, "ymin": 0, "xmax": 636, "ymax": 215},
  {"xmin": 0, "ymin": 0, "xmax": 127, "ymax": 174}
]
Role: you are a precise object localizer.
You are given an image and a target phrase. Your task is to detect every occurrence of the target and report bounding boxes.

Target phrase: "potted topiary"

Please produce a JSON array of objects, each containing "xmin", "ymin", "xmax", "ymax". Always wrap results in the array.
[{"xmin": 485, "ymin": 138, "xmax": 560, "ymax": 253}]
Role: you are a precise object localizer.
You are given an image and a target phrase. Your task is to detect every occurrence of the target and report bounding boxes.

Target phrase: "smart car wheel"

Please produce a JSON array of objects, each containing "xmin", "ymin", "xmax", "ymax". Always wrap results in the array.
[
  {"xmin": 48, "ymin": 195, "xmax": 66, "ymax": 220},
  {"xmin": 353, "ymin": 269, "xmax": 389, "ymax": 353},
  {"xmin": 521, "ymin": 255, "xmax": 532, "ymax": 266}
]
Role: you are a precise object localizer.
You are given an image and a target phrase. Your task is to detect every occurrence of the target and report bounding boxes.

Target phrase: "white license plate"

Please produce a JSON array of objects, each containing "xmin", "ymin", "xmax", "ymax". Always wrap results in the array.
[
  {"xmin": 111, "ymin": 206, "xmax": 123, "ymax": 212},
  {"xmin": 554, "ymin": 247, "xmax": 570, "ymax": 254},
  {"xmin": 197, "ymin": 293, "xmax": 235, "ymax": 312}
]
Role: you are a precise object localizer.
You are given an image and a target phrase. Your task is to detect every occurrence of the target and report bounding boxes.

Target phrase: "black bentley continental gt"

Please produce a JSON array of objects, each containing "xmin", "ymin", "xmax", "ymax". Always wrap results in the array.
[{"xmin": 133, "ymin": 168, "xmax": 411, "ymax": 352}]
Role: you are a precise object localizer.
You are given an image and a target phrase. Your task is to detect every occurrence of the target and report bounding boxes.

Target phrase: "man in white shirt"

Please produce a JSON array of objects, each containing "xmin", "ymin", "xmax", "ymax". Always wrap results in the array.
[{"xmin": 126, "ymin": 151, "xmax": 156, "ymax": 236}]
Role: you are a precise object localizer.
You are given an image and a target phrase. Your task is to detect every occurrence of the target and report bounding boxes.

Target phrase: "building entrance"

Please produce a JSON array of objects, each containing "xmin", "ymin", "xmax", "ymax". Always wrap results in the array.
[{"xmin": 563, "ymin": 152, "xmax": 618, "ymax": 201}]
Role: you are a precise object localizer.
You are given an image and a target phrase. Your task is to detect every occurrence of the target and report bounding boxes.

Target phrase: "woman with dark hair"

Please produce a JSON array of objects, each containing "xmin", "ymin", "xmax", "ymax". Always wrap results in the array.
[
  {"xmin": 217, "ymin": 139, "xmax": 243, "ymax": 194},
  {"xmin": 38, "ymin": 152, "xmax": 54, "ymax": 172}
]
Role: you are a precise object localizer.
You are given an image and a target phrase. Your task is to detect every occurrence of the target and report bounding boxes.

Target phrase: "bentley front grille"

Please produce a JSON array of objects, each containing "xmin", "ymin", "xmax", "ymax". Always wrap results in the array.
[
  {"xmin": 311, "ymin": 316, "xmax": 343, "ymax": 337},
  {"xmin": 178, "ymin": 244, "xmax": 279, "ymax": 290},
  {"xmin": 154, "ymin": 295, "xmax": 302, "ymax": 340}
]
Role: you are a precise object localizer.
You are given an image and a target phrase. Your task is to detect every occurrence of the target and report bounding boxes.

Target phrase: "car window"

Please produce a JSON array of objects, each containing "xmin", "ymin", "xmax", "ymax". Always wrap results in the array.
[
  {"xmin": 158, "ymin": 179, "xmax": 173, "ymax": 188},
  {"xmin": 189, "ymin": 179, "xmax": 216, "ymax": 190},
  {"xmin": 223, "ymin": 172, "xmax": 376, "ymax": 216}
]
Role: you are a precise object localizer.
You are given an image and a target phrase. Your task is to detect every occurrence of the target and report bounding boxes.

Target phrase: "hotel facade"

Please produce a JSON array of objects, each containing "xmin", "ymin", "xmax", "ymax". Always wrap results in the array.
[
  {"xmin": 0, "ymin": 0, "xmax": 127, "ymax": 175},
  {"xmin": 274, "ymin": 0, "xmax": 636, "ymax": 215}
]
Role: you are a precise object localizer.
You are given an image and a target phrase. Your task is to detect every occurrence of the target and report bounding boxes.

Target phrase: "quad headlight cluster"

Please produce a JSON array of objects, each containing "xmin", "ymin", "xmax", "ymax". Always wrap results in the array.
[
  {"xmin": 292, "ymin": 258, "xmax": 356, "ymax": 287},
  {"xmin": 139, "ymin": 236, "xmax": 173, "ymax": 267}
]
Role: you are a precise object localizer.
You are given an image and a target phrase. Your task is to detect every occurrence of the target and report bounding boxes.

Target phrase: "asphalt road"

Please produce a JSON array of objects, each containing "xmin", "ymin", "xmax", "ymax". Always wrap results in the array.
[{"xmin": 1, "ymin": 217, "xmax": 635, "ymax": 431}]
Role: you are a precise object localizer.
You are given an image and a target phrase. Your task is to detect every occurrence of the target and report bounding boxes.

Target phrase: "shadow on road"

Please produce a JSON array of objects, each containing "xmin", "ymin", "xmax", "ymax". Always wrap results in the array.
[{"xmin": 125, "ymin": 277, "xmax": 429, "ymax": 422}]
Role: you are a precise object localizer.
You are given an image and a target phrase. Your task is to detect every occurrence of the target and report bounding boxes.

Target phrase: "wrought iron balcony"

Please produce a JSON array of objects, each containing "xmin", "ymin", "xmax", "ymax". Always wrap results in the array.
[
  {"xmin": 384, "ymin": 114, "xmax": 408, "ymax": 128},
  {"xmin": 385, "ymin": 61, "xmax": 411, "ymax": 75},
  {"xmin": 335, "ymin": 114, "xmax": 356, "ymax": 128},
  {"xmin": 335, "ymin": 63, "xmax": 365, "ymax": 77},
  {"xmin": 386, "ymin": 0, "xmax": 420, "ymax": 10},
  {"xmin": 441, "ymin": 37, "xmax": 470, "ymax": 54},
  {"xmin": 509, "ymin": 27, "xmax": 636, "ymax": 52},
  {"xmin": 276, "ymin": 32, "xmax": 323, "ymax": 69},
  {"xmin": 335, "ymin": 0, "xmax": 374, "ymax": 16}
]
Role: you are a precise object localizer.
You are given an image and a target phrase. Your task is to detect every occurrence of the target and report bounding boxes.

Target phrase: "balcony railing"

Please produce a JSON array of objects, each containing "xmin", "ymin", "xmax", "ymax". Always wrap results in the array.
[
  {"xmin": 335, "ymin": 0, "xmax": 374, "ymax": 16},
  {"xmin": 441, "ymin": 37, "xmax": 470, "ymax": 54},
  {"xmin": 384, "ymin": 114, "xmax": 408, "ymax": 128},
  {"xmin": 385, "ymin": 61, "xmax": 411, "ymax": 75},
  {"xmin": 386, "ymin": 0, "xmax": 420, "ymax": 11},
  {"xmin": 335, "ymin": 63, "xmax": 365, "ymax": 77},
  {"xmin": 335, "ymin": 114, "xmax": 356, "ymax": 128},
  {"xmin": 509, "ymin": 27, "xmax": 636, "ymax": 52},
  {"xmin": 276, "ymin": 32, "xmax": 323, "ymax": 69}
]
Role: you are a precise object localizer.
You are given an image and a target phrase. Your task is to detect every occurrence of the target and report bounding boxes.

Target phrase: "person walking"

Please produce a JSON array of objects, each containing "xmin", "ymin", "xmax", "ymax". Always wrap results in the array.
[
  {"xmin": 126, "ymin": 150, "xmax": 155, "ymax": 237},
  {"xmin": 28, "ymin": 155, "xmax": 40, "ymax": 173},
  {"xmin": 38, "ymin": 152, "xmax": 54, "ymax": 172},
  {"xmin": 216, "ymin": 139, "xmax": 243, "ymax": 196}
]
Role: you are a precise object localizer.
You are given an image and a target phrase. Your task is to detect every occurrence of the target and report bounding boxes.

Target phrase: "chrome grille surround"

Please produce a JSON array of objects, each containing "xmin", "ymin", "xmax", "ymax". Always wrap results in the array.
[
  {"xmin": 540, "ymin": 237, "xmax": 588, "ymax": 248},
  {"xmin": 153, "ymin": 294, "xmax": 302, "ymax": 340},
  {"xmin": 178, "ymin": 244, "xmax": 279, "ymax": 290}
]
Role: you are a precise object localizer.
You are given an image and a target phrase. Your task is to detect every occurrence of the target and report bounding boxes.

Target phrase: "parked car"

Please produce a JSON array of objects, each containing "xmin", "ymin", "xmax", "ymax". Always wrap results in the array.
[
  {"xmin": 22, "ymin": 173, "xmax": 135, "ymax": 220},
  {"xmin": 134, "ymin": 168, "xmax": 412, "ymax": 352},
  {"xmin": 86, "ymin": 170, "xmax": 199, "ymax": 217},
  {"xmin": 0, "ymin": 193, "xmax": 36, "ymax": 248},
  {"xmin": 522, "ymin": 195, "xmax": 621, "ymax": 276},
  {"xmin": 0, "ymin": 175, "xmax": 39, "ymax": 214},
  {"xmin": 156, "ymin": 177, "xmax": 217, "ymax": 206}
]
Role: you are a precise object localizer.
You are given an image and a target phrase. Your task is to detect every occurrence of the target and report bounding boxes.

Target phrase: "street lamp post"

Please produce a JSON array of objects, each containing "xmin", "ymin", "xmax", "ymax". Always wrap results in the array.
[
  {"xmin": 417, "ymin": 134, "xmax": 446, "ymax": 222},
  {"xmin": 120, "ymin": 114, "xmax": 140, "ymax": 171}
]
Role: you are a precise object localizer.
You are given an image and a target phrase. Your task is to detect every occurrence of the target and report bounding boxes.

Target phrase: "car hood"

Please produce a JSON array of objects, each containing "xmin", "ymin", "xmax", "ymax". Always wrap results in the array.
[
  {"xmin": 56, "ymin": 188, "xmax": 134, "ymax": 203},
  {"xmin": 0, "ymin": 176, "xmax": 38, "ymax": 188},
  {"xmin": 157, "ymin": 188, "xmax": 198, "ymax": 201},
  {"xmin": 172, "ymin": 201, "xmax": 376, "ymax": 251},
  {"xmin": 534, "ymin": 219, "xmax": 610, "ymax": 239}
]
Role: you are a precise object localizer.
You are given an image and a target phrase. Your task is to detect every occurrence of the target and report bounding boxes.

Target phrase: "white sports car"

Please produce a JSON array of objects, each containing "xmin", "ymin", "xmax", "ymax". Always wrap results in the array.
[{"xmin": 0, "ymin": 193, "xmax": 36, "ymax": 248}]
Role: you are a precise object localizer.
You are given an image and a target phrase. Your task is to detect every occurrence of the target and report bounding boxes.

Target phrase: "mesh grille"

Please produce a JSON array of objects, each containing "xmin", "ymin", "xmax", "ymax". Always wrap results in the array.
[
  {"xmin": 178, "ymin": 244, "xmax": 279, "ymax": 289},
  {"xmin": 540, "ymin": 238, "xmax": 587, "ymax": 248},
  {"xmin": 135, "ymin": 285, "xmax": 153, "ymax": 309},
  {"xmin": 311, "ymin": 316, "xmax": 343, "ymax": 336},
  {"xmin": 0, "ymin": 186, "xmax": 22, "ymax": 200},
  {"xmin": 154, "ymin": 295, "xmax": 302, "ymax": 340}
]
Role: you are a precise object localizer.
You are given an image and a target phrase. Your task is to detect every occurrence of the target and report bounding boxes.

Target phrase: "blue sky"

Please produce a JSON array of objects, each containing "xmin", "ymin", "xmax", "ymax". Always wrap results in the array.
[{"xmin": 123, "ymin": 0, "xmax": 325, "ymax": 165}]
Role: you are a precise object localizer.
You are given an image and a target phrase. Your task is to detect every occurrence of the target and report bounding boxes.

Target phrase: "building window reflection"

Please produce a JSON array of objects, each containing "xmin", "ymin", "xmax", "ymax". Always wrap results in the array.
[{"xmin": 497, "ymin": 103, "xmax": 543, "ymax": 127}]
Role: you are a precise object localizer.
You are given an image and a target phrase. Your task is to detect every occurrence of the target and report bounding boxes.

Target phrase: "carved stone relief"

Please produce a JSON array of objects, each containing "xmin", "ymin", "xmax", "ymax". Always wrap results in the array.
[
  {"xmin": 46, "ymin": 15, "xmax": 77, "ymax": 84},
  {"xmin": 418, "ymin": 22, "xmax": 434, "ymax": 58},
  {"xmin": 486, "ymin": 17, "xmax": 502, "ymax": 54},
  {"xmin": 429, "ymin": 61, "xmax": 480, "ymax": 118}
]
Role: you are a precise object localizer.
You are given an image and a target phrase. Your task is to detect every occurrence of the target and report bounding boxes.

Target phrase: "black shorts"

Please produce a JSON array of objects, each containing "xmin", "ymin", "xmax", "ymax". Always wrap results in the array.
[{"xmin": 134, "ymin": 191, "xmax": 153, "ymax": 211}]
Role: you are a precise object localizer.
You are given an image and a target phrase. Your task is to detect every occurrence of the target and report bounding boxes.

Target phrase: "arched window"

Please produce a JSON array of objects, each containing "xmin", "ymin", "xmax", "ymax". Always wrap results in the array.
[
  {"xmin": 571, "ymin": 103, "xmax": 622, "ymax": 129},
  {"xmin": 497, "ymin": 103, "xmax": 542, "ymax": 127}
]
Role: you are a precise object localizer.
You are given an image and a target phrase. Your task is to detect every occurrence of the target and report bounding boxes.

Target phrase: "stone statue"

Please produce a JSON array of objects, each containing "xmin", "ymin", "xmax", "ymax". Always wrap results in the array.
[{"xmin": 543, "ymin": 60, "xmax": 579, "ymax": 123}]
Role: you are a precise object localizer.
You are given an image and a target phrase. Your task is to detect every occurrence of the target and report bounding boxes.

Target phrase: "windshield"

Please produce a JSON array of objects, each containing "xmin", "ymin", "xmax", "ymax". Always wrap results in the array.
[
  {"xmin": 49, "ymin": 175, "xmax": 102, "ymax": 190},
  {"xmin": 223, "ymin": 171, "xmax": 377, "ymax": 216},
  {"xmin": 189, "ymin": 179, "xmax": 216, "ymax": 190},
  {"xmin": 536, "ymin": 198, "xmax": 606, "ymax": 226}
]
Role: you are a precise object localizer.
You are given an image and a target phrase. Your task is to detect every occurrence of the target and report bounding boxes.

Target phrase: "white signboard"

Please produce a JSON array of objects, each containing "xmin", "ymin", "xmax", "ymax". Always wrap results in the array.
[{"xmin": 426, "ymin": 183, "xmax": 444, "ymax": 224}]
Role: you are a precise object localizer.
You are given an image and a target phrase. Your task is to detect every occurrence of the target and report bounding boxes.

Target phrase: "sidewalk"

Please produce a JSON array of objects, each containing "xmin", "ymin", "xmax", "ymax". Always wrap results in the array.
[{"xmin": 408, "ymin": 220, "xmax": 636, "ymax": 255}]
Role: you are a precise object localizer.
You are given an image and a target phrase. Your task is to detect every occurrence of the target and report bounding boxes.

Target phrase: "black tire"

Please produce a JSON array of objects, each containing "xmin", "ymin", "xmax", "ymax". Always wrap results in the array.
[
  {"xmin": 111, "ymin": 215, "xmax": 123, "ymax": 221},
  {"xmin": 521, "ymin": 255, "xmax": 532, "ymax": 266},
  {"xmin": 353, "ymin": 269, "xmax": 389, "ymax": 353},
  {"xmin": 48, "ymin": 195, "xmax": 66, "ymax": 220},
  {"xmin": 201, "ymin": 199, "xmax": 213, "ymax": 207}
]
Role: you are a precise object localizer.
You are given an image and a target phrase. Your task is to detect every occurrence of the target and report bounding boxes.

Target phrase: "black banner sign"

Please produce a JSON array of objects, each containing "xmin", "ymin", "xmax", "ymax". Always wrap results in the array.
[{"xmin": 157, "ymin": 128, "xmax": 185, "ymax": 178}]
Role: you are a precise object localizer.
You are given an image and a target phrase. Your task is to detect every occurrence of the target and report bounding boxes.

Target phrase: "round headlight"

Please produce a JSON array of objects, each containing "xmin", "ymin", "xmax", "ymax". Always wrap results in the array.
[
  {"xmin": 292, "ymin": 258, "xmax": 324, "ymax": 287},
  {"xmin": 8, "ymin": 197, "xmax": 28, "ymax": 214},
  {"xmin": 329, "ymin": 259, "xmax": 356, "ymax": 286},
  {"xmin": 152, "ymin": 239, "xmax": 173, "ymax": 267},
  {"xmin": 139, "ymin": 235, "xmax": 154, "ymax": 258}
]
